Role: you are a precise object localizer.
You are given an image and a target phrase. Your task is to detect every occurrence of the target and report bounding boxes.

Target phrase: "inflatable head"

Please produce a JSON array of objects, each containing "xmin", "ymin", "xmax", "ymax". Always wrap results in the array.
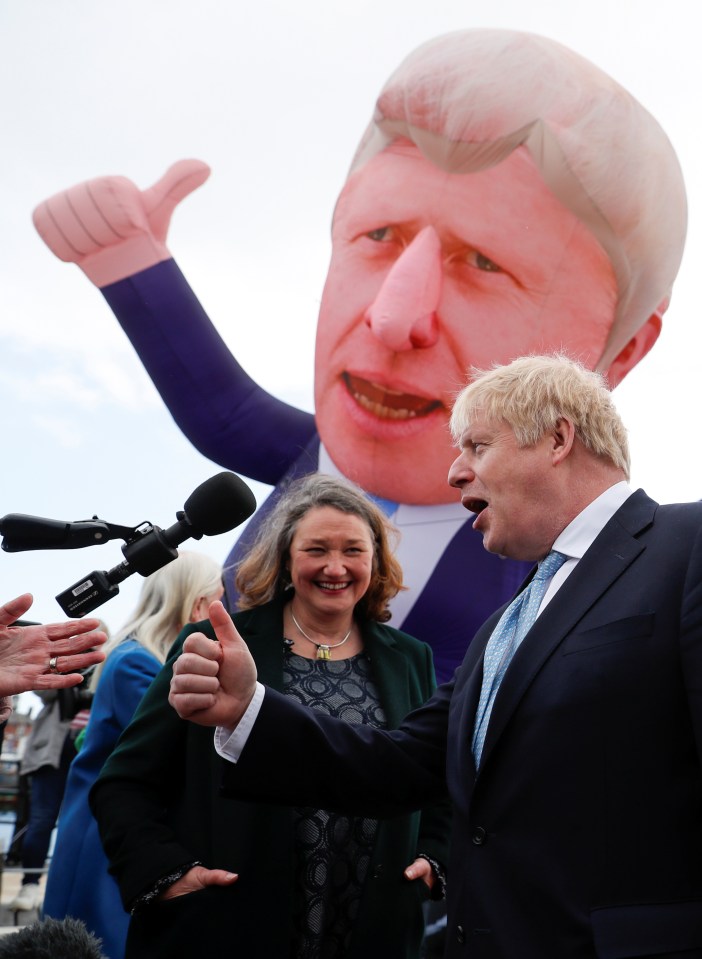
[{"xmin": 314, "ymin": 29, "xmax": 686, "ymax": 505}]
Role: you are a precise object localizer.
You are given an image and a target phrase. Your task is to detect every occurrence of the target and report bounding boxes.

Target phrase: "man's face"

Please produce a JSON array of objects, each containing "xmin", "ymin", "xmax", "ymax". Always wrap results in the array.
[
  {"xmin": 447, "ymin": 412, "xmax": 560, "ymax": 561},
  {"xmin": 314, "ymin": 141, "xmax": 618, "ymax": 505}
]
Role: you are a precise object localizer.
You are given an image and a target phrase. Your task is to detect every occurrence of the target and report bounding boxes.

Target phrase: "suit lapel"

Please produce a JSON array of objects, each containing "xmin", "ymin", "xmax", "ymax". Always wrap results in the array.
[{"xmin": 477, "ymin": 490, "xmax": 657, "ymax": 772}]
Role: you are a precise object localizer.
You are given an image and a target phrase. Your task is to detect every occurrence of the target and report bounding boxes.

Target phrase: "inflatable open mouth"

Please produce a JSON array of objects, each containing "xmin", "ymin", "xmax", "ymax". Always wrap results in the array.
[{"xmin": 342, "ymin": 372, "xmax": 443, "ymax": 420}]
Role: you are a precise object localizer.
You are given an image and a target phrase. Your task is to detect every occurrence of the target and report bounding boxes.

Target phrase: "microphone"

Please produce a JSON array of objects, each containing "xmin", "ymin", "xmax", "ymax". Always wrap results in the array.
[
  {"xmin": 50, "ymin": 472, "xmax": 256, "ymax": 617},
  {"xmin": 116, "ymin": 471, "xmax": 257, "ymax": 577}
]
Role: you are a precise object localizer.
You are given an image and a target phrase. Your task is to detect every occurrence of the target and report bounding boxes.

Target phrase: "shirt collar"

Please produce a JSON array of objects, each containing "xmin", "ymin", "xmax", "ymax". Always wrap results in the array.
[{"xmin": 553, "ymin": 481, "xmax": 633, "ymax": 560}]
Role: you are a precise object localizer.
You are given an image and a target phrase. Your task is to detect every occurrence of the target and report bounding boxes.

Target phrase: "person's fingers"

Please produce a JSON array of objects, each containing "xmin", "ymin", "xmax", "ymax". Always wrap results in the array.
[
  {"xmin": 175, "ymin": 648, "xmax": 220, "ymax": 677},
  {"xmin": 404, "ymin": 857, "xmax": 432, "ymax": 881},
  {"xmin": 0, "ymin": 594, "xmax": 33, "ymax": 627},
  {"xmin": 208, "ymin": 600, "xmax": 248, "ymax": 652},
  {"xmin": 170, "ymin": 671, "xmax": 219, "ymax": 695},
  {"xmin": 180, "ymin": 634, "xmax": 220, "ymax": 658},
  {"xmin": 41, "ymin": 617, "xmax": 105, "ymax": 643},
  {"xmin": 27, "ymin": 645, "xmax": 105, "ymax": 686},
  {"xmin": 50, "ymin": 649, "xmax": 106, "ymax": 674},
  {"xmin": 160, "ymin": 866, "xmax": 237, "ymax": 900},
  {"xmin": 404, "ymin": 857, "xmax": 435, "ymax": 891},
  {"xmin": 199, "ymin": 868, "xmax": 238, "ymax": 887},
  {"xmin": 168, "ymin": 689, "xmax": 217, "ymax": 718},
  {"xmin": 34, "ymin": 672, "xmax": 92, "ymax": 690},
  {"xmin": 41, "ymin": 630, "xmax": 107, "ymax": 662}
]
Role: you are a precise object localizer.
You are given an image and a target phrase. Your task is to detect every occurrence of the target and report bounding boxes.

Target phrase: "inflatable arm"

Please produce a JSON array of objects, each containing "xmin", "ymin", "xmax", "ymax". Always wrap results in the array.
[
  {"xmin": 102, "ymin": 260, "xmax": 316, "ymax": 483},
  {"xmin": 33, "ymin": 163, "xmax": 316, "ymax": 485}
]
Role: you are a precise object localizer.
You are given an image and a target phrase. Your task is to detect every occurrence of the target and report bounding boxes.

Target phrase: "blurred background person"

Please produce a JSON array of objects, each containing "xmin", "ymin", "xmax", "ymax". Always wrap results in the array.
[
  {"xmin": 6, "ymin": 688, "xmax": 77, "ymax": 913},
  {"xmin": 91, "ymin": 475, "xmax": 449, "ymax": 959},
  {"xmin": 42, "ymin": 552, "xmax": 224, "ymax": 959},
  {"xmin": 56, "ymin": 620, "xmax": 111, "ymax": 753}
]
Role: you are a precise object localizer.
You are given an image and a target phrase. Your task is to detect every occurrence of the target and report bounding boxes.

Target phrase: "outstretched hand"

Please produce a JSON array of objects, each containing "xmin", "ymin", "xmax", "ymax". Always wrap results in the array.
[
  {"xmin": 33, "ymin": 159, "xmax": 210, "ymax": 287},
  {"xmin": 169, "ymin": 601, "xmax": 258, "ymax": 728},
  {"xmin": 0, "ymin": 594, "xmax": 106, "ymax": 697}
]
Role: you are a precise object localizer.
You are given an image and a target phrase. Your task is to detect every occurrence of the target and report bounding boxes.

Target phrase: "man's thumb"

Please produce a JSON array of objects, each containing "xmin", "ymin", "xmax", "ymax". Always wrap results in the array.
[{"xmin": 209, "ymin": 600, "xmax": 237, "ymax": 647}]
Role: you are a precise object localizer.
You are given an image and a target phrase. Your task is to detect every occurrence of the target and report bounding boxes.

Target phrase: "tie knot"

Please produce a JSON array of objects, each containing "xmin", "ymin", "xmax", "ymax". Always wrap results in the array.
[{"xmin": 534, "ymin": 550, "xmax": 568, "ymax": 582}]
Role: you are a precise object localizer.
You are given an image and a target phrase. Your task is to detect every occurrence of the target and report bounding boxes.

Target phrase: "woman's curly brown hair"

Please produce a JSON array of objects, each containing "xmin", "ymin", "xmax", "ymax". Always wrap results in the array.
[{"xmin": 233, "ymin": 474, "xmax": 405, "ymax": 622}]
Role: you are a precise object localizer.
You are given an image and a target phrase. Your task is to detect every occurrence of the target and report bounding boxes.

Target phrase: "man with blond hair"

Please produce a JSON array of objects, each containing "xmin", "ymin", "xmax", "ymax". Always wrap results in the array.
[{"xmin": 167, "ymin": 354, "xmax": 702, "ymax": 959}]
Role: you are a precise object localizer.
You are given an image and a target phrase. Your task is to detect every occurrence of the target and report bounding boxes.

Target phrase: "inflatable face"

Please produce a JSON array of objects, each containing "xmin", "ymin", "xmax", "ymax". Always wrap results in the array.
[
  {"xmin": 310, "ymin": 29, "xmax": 686, "ymax": 507},
  {"xmin": 315, "ymin": 141, "xmax": 619, "ymax": 505}
]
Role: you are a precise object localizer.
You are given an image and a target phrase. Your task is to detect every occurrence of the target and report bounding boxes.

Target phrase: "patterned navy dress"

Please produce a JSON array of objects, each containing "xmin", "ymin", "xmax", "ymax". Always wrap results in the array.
[{"xmin": 283, "ymin": 650, "xmax": 387, "ymax": 959}]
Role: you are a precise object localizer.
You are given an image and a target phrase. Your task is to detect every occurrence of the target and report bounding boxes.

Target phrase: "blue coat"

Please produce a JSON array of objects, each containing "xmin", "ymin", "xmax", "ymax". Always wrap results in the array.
[{"xmin": 42, "ymin": 640, "xmax": 160, "ymax": 959}]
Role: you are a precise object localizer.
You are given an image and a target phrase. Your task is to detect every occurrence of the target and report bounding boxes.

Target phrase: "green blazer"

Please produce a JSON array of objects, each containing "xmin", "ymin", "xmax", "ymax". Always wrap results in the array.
[{"xmin": 91, "ymin": 599, "xmax": 450, "ymax": 959}]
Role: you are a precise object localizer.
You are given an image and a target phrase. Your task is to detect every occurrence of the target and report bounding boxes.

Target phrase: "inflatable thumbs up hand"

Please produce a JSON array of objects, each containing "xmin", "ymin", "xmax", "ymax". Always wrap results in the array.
[{"xmin": 33, "ymin": 159, "xmax": 210, "ymax": 287}]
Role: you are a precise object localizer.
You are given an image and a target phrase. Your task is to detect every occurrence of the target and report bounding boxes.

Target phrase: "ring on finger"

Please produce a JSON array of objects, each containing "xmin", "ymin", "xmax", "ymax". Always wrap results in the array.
[{"xmin": 48, "ymin": 655, "xmax": 60, "ymax": 674}]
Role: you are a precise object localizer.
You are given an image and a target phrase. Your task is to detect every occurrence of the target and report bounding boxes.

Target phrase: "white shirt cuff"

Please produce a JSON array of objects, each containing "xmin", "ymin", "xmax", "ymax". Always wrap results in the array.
[{"xmin": 214, "ymin": 682, "xmax": 266, "ymax": 762}]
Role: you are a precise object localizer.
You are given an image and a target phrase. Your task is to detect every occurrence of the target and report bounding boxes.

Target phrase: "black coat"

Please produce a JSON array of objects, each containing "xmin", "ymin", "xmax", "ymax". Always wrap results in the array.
[{"xmin": 91, "ymin": 599, "xmax": 450, "ymax": 959}]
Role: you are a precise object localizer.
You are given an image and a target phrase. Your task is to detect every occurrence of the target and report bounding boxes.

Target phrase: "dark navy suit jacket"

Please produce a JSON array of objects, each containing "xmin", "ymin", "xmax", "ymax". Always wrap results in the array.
[{"xmin": 220, "ymin": 491, "xmax": 702, "ymax": 959}]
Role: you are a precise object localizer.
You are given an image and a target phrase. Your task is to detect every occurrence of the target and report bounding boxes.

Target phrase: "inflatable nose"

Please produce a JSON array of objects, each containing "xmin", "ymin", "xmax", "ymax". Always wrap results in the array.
[{"xmin": 364, "ymin": 226, "xmax": 441, "ymax": 351}]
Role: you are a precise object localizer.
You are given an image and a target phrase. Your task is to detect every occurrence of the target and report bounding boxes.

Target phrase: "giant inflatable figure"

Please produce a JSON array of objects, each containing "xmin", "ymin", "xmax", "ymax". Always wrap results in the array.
[{"xmin": 33, "ymin": 30, "xmax": 686, "ymax": 682}]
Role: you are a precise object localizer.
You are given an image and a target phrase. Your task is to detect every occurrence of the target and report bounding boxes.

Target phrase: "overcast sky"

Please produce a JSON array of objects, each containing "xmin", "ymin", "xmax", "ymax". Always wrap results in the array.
[{"xmin": 0, "ymin": 0, "xmax": 699, "ymax": 654}]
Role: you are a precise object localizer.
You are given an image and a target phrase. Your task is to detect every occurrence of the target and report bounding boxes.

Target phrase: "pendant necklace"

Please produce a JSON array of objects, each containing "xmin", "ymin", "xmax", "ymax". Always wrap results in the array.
[{"xmin": 290, "ymin": 608, "xmax": 352, "ymax": 661}]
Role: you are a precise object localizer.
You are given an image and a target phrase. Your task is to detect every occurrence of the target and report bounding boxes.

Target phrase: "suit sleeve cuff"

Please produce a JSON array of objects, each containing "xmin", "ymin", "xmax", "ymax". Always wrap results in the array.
[{"xmin": 214, "ymin": 682, "xmax": 266, "ymax": 762}]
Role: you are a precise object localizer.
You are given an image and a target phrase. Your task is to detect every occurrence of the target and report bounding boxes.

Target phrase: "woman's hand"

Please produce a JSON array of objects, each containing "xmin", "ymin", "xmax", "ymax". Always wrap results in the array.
[
  {"xmin": 403, "ymin": 856, "xmax": 435, "ymax": 892},
  {"xmin": 158, "ymin": 865, "xmax": 238, "ymax": 901}
]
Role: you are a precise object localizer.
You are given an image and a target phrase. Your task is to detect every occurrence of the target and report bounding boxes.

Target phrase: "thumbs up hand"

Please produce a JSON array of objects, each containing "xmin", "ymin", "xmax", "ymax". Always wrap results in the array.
[
  {"xmin": 169, "ymin": 601, "xmax": 258, "ymax": 729},
  {"xmin": 32, "ymin": 159, "xmax": 211, "ymax": 287}
]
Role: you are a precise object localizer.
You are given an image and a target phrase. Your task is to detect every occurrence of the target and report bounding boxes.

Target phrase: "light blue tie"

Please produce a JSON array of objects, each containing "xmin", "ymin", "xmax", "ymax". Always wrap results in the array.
[
  {"xmin": 472, "ymin": 550, "xmax": 568, "ymax": 767},
  {"xmin": 366, "ymin": 493, "xmax": 398, "ymax": 519}
]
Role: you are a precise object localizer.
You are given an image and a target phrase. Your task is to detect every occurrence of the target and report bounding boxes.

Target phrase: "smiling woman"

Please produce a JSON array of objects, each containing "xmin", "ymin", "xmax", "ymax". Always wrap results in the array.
[{"xmin": 89, "ymin": 473, "xmax": 450, "ymax": 959}]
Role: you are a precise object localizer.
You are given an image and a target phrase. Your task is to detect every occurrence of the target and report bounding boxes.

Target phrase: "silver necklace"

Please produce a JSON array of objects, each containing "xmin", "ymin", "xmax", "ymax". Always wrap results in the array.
[{"xmin": 290, "ymin": 608, "xmax": 352, "ymax": 661}]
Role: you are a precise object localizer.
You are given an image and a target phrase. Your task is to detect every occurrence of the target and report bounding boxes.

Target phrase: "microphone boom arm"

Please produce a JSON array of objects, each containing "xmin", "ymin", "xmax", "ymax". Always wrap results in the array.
[{"xmin": 0, "ymin": 514, "xmax": 137, "ymax": 552}]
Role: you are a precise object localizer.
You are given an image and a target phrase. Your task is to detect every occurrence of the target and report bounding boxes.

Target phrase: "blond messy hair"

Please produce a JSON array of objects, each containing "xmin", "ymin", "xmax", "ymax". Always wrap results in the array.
[{"xmin": 450, "ymin": 354, "xmax": 630, "ymax": 478}]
